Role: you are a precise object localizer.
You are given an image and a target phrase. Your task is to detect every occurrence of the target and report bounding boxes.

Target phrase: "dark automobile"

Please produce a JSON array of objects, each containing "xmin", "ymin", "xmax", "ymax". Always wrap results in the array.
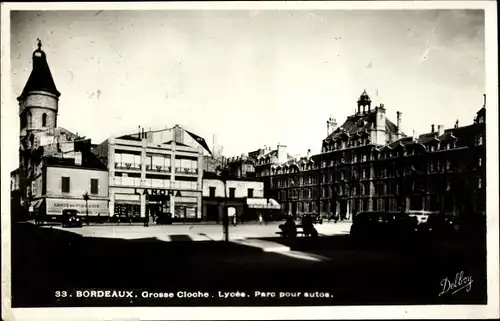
[
  {"xmin": 301, "ymin": 214, "xmax": 323, "ymax": 224},
  {"xmin": 156, "ymin": 212, "xmax": 173, "ymax": 225},
  {"xmin": 61, "ymin": 209, "xmax": 83, "ymax": 228},
  {"xmin": 350, "ymin": 211, "xmax": 416, "ymax": 245}
]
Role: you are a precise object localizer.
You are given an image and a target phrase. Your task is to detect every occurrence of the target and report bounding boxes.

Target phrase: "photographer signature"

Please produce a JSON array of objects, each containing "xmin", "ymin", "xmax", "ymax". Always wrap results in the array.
[{"xmin": 439, "ymin": 271, "xmax": 473, "ymax": 296}]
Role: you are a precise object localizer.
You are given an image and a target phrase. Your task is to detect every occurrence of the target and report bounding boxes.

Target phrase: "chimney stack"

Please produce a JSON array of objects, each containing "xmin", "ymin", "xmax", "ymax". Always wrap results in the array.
[
  {"xmin": 307, "ymin": 149, "xmax": 311, "ymax": 159},
  {"xmin": 483, "ymin": 94, "xmax": 486, "ymax": 108},
  {"xmin": 437, "ymin": 125, "xmax": 444, "ymax": 136},
  {"xmin": 455, "ymin": 120, "xmax": 459, "ymax": 128},
  {"xmin": 431, "ymin": 124, "xmax": 435, "ymax": 133},
  {"xmin": 396, "ymin": 111, "xmax": 402, "ymax": 132},
  {"xmin": 327, "ymin": 116, "xmax": 338, "ymax": 136},
  {"xmin": 138, "ymin": 126, "xmax": 141, "ymax": 139}
]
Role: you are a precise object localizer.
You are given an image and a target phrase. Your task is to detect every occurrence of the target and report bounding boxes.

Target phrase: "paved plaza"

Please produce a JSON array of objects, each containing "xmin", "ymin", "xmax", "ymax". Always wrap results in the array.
[
  {"xmin": 11, "ymin": 221, "xmax": 486, "ymax": 307},
  {"xmin": 41, "ymin": 221, "xmax": 351, "ymax": 242}
]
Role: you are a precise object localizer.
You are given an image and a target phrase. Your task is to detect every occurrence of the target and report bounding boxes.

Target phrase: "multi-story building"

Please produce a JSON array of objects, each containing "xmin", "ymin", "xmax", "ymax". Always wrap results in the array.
[
  {"xmin": 263, "ymin": 91, "xmax": 403, "ymax": 219},
  {"xmin": 34, "ymin": 146, "xmax": 109, "ymax": 221},
  {"xmin": 370, "ymin": 105, "xmax": 486, "ymax": 219},
  {"xmin": 224, "ymin": 154, "xmax": 256, "ymax": 178},
  {"xmin": 12, "ymin": 40, "xmax": 105, "ymax": 221},
  {"xmin": 257, "ymin": 90, "xmax": 486, "ymax": 222},
  {"xmin": 93, "ymin": 125, "xmax": 211, "ymax": 222},
  {"xmin": 202, "ymin": 172, "xmax": 280, "ymax": 222}
]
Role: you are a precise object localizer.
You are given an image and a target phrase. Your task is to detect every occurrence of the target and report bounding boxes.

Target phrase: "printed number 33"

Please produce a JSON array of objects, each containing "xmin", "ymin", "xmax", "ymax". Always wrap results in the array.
[{"xmin": 55, "ymin": 291, "xmax": 68, "ymax": 298}]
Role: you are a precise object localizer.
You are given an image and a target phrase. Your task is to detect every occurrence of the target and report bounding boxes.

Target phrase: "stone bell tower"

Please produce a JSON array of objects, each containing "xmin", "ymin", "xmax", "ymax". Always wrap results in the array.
[
  {"xmin": 18, "ymin": 39, "xmax": 60, "ymax": 149},
  {"xmin": 17, "ymin": 39, "xmax": 61, "ymax": 209}
]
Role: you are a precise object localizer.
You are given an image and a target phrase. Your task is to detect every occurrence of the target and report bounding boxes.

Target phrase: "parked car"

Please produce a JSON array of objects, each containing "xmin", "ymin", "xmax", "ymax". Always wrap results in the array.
[
  {"xmin": 406, "ymin": 210, "xmax": 439, "ymax": 225},
  {"xmin": 350, "ymin": 211, "xmax": 416, "ymax": 245},
  {"xmin": 61, "ymin": 209, "xmax": 83, "ymax": 228},
  {"xmin": 156, "ymin": 212, "xmax": 173, "ymax": 225},
  {"xmin": 300, "ymin": 214, "xmax": 323, "ymax": 224}
]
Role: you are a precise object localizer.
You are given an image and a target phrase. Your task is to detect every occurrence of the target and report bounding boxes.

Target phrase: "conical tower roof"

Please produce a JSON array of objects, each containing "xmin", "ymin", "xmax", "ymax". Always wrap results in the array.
[{"xmin": 17, "ymin": 39, "xmax": 60, "ymax": 101}]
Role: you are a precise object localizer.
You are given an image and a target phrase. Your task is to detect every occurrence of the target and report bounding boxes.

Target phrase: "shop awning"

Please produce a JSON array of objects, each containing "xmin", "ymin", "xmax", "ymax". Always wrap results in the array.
[
  {"xmin": 246, "ymin": 198, "xmax": 281, "ymax": 210},
  {"xmin": 29, "ymin": 199, "xmax": 43, "ymax": 212}
]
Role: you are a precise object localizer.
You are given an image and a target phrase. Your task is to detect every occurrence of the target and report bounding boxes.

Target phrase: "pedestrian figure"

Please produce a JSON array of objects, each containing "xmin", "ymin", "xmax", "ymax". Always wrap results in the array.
[
  {"xmin": 233, "ymin": 215, "xmax": 237, "ymax": 227},
  {"xmin": 259, "ymin": 214, "xmax": 263, "ymax": 225},
  {"xmin": 143, "ymin": 213, "xmax": 149, "ymax": 227}
]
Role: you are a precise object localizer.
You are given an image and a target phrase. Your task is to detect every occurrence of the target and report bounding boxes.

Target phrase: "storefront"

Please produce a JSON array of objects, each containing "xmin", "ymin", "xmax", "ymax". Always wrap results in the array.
[
  {"xmin": 42, "ymin": 197, "xmax": 109, "ymax": 221},
  {"xmin": 246, "ymin": 197, "xmax": 282, "ymax": 221},
  {"xmin": 110, "ymin": 187, "xmax": 202, "ymax": 222}
]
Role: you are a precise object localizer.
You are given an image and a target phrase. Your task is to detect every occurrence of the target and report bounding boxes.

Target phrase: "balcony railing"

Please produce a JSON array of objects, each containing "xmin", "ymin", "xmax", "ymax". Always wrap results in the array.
[
  {"xmin": 148, "ymin": 165, "xmax": 171, "ymax": 173},
  {"xmin": 115, "ymin": 163, "xmax": 173, "ymax": 173},
  {"xmin": 111, "ymin": 177, "xmax": 199, "ymax": 190},
  {"xmin": 115, "ymin": 162, "xmax": 141, "ymax": 171},
  {"xmin": 175, "ymin": 167, "xmax": 198, "ymax": 175}
]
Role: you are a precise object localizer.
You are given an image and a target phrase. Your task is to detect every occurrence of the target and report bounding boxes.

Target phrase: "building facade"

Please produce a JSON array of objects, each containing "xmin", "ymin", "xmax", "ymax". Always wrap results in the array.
[
  {"xmin": 261, "ymin": 91, "xmax": 403, "ymax": 219},
  {"xmin": 33, "ymin": 149, "xmax": 109, "ymax": 221},
  {"xmin": 12, "ymin": 40, "xmax": 107, "ymax": 221},
  {"xmin": 256, "ymin": 91, "xmax": 486, "ymax": 222},
  {"xmin": 93, "ymin": 125, "xmax": 211, "ymax": 222},
  {"xmin": 202, "ymin": 172, "xmax": 280, "ymax": 222}
]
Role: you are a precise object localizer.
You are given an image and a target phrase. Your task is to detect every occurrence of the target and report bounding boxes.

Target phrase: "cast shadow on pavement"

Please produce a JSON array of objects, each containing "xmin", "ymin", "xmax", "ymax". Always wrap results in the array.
[{"xmin": 10, "ymin": 222, "xmax": 487, "ymax": 308}]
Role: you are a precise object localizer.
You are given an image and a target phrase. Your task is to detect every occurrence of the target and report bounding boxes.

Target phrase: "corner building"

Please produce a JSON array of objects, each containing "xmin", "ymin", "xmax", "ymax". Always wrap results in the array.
[
  {"xmin": 94, "ymin": 125, "xmax": 210, "ymax": 222},
  {"xmin": 12, "ymin": 41, "xmax": 109, "ymax": 221}
]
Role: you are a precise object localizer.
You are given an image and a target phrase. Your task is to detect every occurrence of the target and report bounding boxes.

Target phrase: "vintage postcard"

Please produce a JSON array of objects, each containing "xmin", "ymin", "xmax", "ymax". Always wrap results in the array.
[{"xmin": 1, "ymin": 1, "xmax": 498, "ymax": 320}]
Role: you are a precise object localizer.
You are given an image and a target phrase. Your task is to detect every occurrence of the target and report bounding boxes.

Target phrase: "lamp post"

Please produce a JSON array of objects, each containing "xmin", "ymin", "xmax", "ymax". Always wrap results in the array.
[
  {"xmin": 83, "ymin": 191, "xmax": 89, "ymax": 225},
  {"xmin": 223, "ymin": 178, "xmax": 229, "ymax": 242}
]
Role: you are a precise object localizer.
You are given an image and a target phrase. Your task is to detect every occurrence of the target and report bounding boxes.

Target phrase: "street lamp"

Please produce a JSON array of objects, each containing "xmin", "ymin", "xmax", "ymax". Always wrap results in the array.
[
  {"xmin": 83, "ymin": 191, "xmax": 90, "ymax": 225},
  {"xmin": 223, "ymin": 178, "xmax": 229, "ymax": 242}
]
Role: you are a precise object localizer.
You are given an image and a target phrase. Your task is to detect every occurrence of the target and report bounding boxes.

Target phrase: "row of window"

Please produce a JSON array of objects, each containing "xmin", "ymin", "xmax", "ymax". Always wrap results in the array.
[
  {"xmin": 61, "ymin": 177, "xmax": 99, "ymax": 194},
  {"xmin": 21, "ymin": 112, "xmax": 49, "ymax": 129},
  {"xmin": 115, "ymin": 154, "xmax": 198, "ymax": 173},
  {"xmin": 261, "ymin": 139, "xmax": 483, "ymax": 178},
  {"xmin": 208, "ymin": 187, "xmax": 254, "ymax": 198},
  {"xmin": 112, "ymin": 177, "xmax": 198, "ymax": 190},
  {"xmin": 274, "ymin": 175, "xmax": 483, "ymax": 202},
  {"xmin": 272, "ymin": 155, "xmax": 483, "ymax": 188},
  {"xmin": 115, "ymin": 153, "xmax": 198, "ymax": 171}
]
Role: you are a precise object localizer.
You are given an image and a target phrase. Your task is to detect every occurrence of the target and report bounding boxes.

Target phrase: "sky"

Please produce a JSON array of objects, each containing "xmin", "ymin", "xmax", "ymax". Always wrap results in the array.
[{"xmin": 9, "ymin": 9, "xmax": 485, "ymax": 158}]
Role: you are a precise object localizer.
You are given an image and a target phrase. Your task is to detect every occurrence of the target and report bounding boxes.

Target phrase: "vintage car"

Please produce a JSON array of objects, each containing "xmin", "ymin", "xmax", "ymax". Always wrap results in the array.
[{"xmin": 61, "ymin": 209, "xmax": 83, "ymax": 228}]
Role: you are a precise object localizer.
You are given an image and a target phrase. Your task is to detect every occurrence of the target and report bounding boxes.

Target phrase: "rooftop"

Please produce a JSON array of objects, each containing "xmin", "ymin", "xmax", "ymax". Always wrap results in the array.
[{"xmin": 18, "ymin": 40, "xmax": 60, "ymax": 101}]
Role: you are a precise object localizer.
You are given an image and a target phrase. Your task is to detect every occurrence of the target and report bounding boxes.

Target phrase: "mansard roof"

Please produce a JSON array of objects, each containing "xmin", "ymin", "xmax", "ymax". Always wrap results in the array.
[{"xmin": 324, "ymin": 109, "xmax": 400, "ymax": 142}]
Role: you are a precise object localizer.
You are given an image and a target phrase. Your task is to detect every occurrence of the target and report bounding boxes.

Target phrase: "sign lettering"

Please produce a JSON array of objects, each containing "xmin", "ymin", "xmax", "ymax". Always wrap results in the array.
[{"xmin": 134, "ymin": 188, "xmax": 182, "ymax": 197}]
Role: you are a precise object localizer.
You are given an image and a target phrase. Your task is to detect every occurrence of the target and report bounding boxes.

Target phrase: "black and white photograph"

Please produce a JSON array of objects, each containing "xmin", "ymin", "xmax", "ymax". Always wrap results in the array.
[{"xmin": 1, "ymin": 1, "xmax": 498, "ymax": 320}]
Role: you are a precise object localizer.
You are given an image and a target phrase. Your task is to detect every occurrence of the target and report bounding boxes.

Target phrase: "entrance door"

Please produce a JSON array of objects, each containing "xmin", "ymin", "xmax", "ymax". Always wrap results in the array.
[
  {"xmin": 207, "ymin": 205, "xmax": 219, "ymax": 222},
  {"xmin": 291, "ymin": 202, "xmax": 297, "ymax": 216}
]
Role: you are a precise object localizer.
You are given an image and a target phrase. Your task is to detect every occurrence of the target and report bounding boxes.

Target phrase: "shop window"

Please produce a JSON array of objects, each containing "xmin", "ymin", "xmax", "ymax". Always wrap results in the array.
[
  {"xmin": 247, "ymin": 188, "xmax": 254, "ymax": 198},
  {"xmin": 90, "ymin": 178, "xmax": 99, "ymax": 194},
  {"xmin": 61, "ymin": 177, "xmax": 70, "ymax": 193},
  {"xmin": 229, "ymin": 188, "xmax": 236, "ymax": 198}
]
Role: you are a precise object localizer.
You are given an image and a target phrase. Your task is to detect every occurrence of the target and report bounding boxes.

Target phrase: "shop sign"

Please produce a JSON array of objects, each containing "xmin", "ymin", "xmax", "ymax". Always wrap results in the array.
[
  {"xmin": 46, "ymin": 198, "xmax": 108, "ymax": 215},
  {"xmin": 134, "ymin": 188, "xmax": 182, "ymax": 197}
]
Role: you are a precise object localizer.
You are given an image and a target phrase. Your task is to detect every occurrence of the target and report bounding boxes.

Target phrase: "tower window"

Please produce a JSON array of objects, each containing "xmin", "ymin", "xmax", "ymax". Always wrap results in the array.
[
  {"xmin": 28, "ymin": 112, "xmax": 32, "ymax": 128},
  {"xmin": 42, "ymin": 113, "xmax": 47, "ymax": 127}
]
